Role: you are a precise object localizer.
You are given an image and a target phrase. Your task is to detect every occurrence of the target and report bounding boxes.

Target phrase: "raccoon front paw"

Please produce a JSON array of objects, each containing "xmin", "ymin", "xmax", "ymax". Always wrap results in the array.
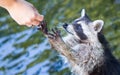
[
  {"xmin": 47, "ymin": 28, "xmax": 61, "ymax": 40},
  {"xmin": 38, "ymin": 20, "xmax": 48, "ymax": 34}
]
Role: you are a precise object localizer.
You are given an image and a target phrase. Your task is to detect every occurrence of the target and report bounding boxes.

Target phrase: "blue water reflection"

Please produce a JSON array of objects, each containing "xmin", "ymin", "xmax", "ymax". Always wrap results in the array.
[{"xmin": 0, "ymin": 29, "xmax": 53, "ymax": 75}]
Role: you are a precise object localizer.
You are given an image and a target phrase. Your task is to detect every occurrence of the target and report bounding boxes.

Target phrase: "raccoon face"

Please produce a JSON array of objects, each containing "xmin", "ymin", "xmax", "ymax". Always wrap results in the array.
[{"xmin": 63, "ymin": 9, "xmax": 104, "ymax": 42}]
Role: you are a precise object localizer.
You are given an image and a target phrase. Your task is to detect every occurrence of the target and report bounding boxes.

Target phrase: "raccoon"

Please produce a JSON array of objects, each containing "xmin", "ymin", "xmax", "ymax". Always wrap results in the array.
[{"xmin": 38, "ymin": 9, "xmax": 120, "ymax": 75}]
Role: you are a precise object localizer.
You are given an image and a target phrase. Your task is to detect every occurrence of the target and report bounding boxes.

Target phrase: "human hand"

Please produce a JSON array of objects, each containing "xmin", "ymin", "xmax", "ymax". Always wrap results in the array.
[{"xmin": 6, "ymin": 0, "xmax": 44, "ymax": 27}]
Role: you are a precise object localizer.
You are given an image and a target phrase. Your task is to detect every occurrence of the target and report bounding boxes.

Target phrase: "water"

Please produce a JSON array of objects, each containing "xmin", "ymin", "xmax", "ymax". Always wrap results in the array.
[{"xmin": 0, "ymin": 28, "xmax": 49, "ymax": 75}]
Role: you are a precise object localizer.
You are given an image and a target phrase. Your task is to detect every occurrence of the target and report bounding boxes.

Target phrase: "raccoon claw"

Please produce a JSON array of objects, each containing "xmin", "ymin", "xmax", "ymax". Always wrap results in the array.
[
  {"xmin": 38, "ymin": 20, "xmax": 48, "ymax": 34},
  {"xmin": 52, "ymin": 28, "xmax": 61, "ymax": 37},
  {"xmin": 47, "ymin": 33, "xmax": 55, "ymax": 39}
]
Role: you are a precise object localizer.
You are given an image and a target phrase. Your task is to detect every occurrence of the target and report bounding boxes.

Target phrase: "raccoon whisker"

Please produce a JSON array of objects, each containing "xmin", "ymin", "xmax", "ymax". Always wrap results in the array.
[
  {"xmin": 65, "ymin": 30, "xmax": 74, "ymax": 35},
  {"xmin": 57, "ymin": 26, "xmax": 63, "ymax": 29}
]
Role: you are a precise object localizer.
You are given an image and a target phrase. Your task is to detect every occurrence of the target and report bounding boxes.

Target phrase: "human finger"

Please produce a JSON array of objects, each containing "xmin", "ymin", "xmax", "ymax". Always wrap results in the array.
[{"xmin": 31, "ymin": 20, "xmax": 40, "ymax": 26}]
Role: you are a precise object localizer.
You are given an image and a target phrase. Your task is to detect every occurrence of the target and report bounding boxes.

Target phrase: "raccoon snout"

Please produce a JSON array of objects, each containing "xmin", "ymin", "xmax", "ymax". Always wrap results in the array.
[{"xmin": 63, "ymin": 23, "xmax": 68, "ymax": 29}]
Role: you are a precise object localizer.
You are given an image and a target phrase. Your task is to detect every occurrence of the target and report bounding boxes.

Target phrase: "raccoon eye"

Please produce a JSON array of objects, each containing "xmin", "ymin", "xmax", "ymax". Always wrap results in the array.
[
  {"xmin": 78, "ymin": 25, "xmax": 82, "ymax": 29},
  {"xmin": 75, "ymin": 24, "xmax": 82, "ymax": 30}
]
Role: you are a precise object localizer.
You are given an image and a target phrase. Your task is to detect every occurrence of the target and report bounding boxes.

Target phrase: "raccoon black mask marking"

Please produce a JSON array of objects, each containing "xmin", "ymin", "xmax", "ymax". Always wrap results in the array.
[{"xmin": 63, "ymin": 23, "xmax": 88, "ymax": 40}]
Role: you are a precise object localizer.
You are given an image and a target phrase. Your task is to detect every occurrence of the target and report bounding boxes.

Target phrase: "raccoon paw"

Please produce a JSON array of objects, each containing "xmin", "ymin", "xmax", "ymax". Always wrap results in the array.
[
  {"xmin": 37, "ymin": 20, "xmax": 48, "ymax": 34},
  {"xmin": 47, "ymin": 28, "xmax": 61, "ymax": 40}
]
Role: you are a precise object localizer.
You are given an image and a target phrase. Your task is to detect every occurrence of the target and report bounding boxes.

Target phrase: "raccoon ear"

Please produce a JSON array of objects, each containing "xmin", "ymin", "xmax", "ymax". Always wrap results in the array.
[
  {"xmin": 93, "ymin": 20, "xmax": 104, "ymax": 32},
  {"xmin": 81, "ymin": 9, "xmax": 86, "ymax": 17}
]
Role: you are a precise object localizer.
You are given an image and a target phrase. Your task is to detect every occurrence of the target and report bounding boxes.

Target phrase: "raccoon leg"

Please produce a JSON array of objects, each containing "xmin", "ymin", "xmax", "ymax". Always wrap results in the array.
[{"xmin": 47, "ymin": 30, "xmax": 90, "ymax": 75}]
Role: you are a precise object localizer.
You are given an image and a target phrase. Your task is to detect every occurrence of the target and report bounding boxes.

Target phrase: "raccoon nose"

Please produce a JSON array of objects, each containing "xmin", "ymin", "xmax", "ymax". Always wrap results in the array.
[{"xmin": 63, "ymin": 23, "xmax": 68, "ymax": 29}]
